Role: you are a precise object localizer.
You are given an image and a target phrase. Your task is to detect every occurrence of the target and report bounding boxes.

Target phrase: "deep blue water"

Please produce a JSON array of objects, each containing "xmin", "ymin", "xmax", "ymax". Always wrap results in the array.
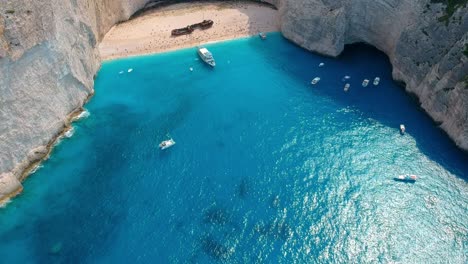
[{"xmin": 1, "ymin": 33, "xmax": 467, "ymax": 263}]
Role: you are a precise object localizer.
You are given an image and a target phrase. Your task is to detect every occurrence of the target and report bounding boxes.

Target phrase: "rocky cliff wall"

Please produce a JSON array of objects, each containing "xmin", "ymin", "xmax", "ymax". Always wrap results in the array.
[
  {"xmin": 0, "ymin": 0, "xmax": 467, "ymax": 201},
  {"xmin": 0, "ymin": 0, "xmax": 152, "ymax": 201},
  {"xmin": 279, "ymin": 0, "xmax": 468, "ymax": 150}
]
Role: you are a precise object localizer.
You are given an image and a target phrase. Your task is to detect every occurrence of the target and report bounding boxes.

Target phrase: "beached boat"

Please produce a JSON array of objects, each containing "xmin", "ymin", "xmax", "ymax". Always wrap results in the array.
[
  {"xmin": 159, "ymin": 138, "xmax": 176, "ymax": 150},
  {"xmin": 197, "ymin": 46, "xmax": 216, "ymax": 67},
  {"xmin": 311, "ymin": 77, "xmax": 321, "ymax": 85},
  {"xmin": 373, "ymin": 77, "xmax": 380, "ymax": 86},
  {"xmin": 362, "ymin": 79, "xmax": 369, "ymax": 87},
  {"xmin": 344, "ymin": 83, "xmax": 350, "ymax": 92},
  {"xmin": 259, "ymin": 32, "xmax": 267, "ymax": 40},
  {"xmin": 400, "ymin": 124, "xmax": 406, "ymax": 134},
  {"xmin": 394, "ymin": 174, "xmax": 417, "ymax": 182},
  {"xmin": 171, "ymin": 25, "xmax": 194, "ymax": 36},
  {"xmin": 196, "ymin": 19, "xmax": 214, "ymax": 29}
]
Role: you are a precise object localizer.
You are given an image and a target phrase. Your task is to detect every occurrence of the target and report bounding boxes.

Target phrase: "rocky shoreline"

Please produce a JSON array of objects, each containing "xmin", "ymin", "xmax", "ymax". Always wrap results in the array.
[
  {"xmin": 0, "ymin": 94, "xmax": 94, "ymax": 206},
  {"xmin": 0, "ymin": 0, "xmax": 467, "ymax": 203}
]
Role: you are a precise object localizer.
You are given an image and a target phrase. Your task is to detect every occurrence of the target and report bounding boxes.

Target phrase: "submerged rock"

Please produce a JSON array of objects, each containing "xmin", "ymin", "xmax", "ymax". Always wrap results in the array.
[
  {"xmin": 271, "ymin": 195, "xmax": 280, "ymax": 208},
  {"xmin": 203, "ymin": 207, "xmax": 229, "ymax": 225},
  {"xmin": 201, "ymin": 236, "xmax": 234, "ymax": 261},
  {"xmin": 237, "ymin": 178, "xmax": 248, "ymax": 198},
  {"xmin": 49, "ymin": 242, "xmax": 62, "ymax": 255},
  {"xmin": 255, "ymin": 219, "xmax": 293, "ymax": 241}
]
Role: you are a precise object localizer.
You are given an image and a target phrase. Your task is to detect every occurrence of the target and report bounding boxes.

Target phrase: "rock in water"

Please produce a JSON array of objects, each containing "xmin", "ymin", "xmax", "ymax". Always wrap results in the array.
[
  {"xmin": 49, "ymin": 242, "xmax": 62, "ymax": 255},
  {"xmin": 238, "ymin": 178, "xmax": 248, "ymax": 198}
]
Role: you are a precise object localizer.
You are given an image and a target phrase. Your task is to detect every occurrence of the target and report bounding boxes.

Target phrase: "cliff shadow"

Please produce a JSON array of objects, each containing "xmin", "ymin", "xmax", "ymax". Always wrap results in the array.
[{"xmin": 248, "ymin": 36, "xmax": 468, "ymax": 181}]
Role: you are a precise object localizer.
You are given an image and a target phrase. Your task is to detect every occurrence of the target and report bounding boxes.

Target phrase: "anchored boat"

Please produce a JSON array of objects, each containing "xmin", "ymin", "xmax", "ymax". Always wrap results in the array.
[
  {"xmin": 311, "ymin": 77, "xmax": 321, "ymax": 85},
  {"xmin": 159, "ymin": 138, "xmax": 176, "ymax": 150},
  {"xmin": 394, "ymin": 174, "xmax": 417, "ymax": 182},
  {"xmin": 400, "ymin": 124, "xmax": 406, "ymax": 134},
  {"xmin": 197, "ymin": 46, "xmax": 216, "ymax": 67},
  {"xmin": 373, "ymin": 77, "xmax": 380, "ymax": 86},
  {"xmin": 344, "ymin": 83, "xmax": 350, "ymax": 92},
  {"xmin": 259, "ymin": 32, "xmax": 267, "ymax": 40},
  {"xmin": 362, "ymin": 79, "xmax": 369, "ymax": 87}
]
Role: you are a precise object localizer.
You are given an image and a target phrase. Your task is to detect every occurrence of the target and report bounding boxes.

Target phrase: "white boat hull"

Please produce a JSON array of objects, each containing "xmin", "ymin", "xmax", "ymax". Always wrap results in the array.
[
  {"xmin": 159, "ymin": 139, "xmax": 176, "ymax": 150},
  {"xmin": 362, "ymin": 79, "xmax": 369, "ymax": 87},
  {"xmin": 197, "ymin": 47, "xmax": 216, "ymax": 67}
]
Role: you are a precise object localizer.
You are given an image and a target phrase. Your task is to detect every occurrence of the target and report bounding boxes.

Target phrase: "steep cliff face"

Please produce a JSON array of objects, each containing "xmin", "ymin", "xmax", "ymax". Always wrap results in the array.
[
  {"xmin": 0, "ymin": 0, "xmax": 467, "ymax": 201},
  {"xmin": 0, "ymin": 0, "xmax": 153, "ymax": 200},
  {"xmin": 279, "ymin": 0, "xmax": 468, "ymax": 150}
]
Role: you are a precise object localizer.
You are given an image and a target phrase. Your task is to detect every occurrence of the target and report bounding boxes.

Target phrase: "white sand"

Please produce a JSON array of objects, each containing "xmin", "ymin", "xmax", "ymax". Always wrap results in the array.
[{"xmin": 99, "ymin": 1, "xmax": 279, "ymax": 60}]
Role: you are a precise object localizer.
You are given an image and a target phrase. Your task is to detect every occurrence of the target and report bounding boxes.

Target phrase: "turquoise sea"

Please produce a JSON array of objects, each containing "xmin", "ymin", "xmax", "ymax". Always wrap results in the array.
[{"xmin": 0, "ymin": 33, "xmax": 467, "ymax": 263}]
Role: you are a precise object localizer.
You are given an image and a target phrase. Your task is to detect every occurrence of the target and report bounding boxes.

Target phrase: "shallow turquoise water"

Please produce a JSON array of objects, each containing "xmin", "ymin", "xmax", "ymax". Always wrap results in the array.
[{"xmin": 1, "ymin": 33, "xmax": 467, "ymax": 263}]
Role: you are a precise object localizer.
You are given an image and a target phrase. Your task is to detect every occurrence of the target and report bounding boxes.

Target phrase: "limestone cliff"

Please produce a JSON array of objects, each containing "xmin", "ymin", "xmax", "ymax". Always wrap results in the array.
[
  {"xmin": 0, "ymin": 0, "xmax": 467, "ymax": 201},
  {"xmin": 279, "ymin": 0, "xmax": 468, "ymax": 150},
  {"xmin": 0, "ymin": 0, "xmax": 150, "ymax": 201}
]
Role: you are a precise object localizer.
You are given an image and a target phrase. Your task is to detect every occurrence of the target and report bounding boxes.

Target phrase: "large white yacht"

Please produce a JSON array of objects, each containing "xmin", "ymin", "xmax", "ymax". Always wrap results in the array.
[{"xmin": 197, "ymin": 46, "xmax": 216, "ymax": 67}]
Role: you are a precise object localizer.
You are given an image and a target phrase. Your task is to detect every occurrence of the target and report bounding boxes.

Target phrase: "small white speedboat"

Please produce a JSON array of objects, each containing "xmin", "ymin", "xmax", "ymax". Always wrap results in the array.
[
  {"xmin": 259, "ymin": 32, "xmax": 267, "ymax": 40},
  {"xmin": 311, "ymin": 77, "xmax": 321, "ymax": 85},
  {"xmin": 128, "ymin": 68, "xmax": 133, "ymax": 73},
  {"xmin": 373, "ymin": 77, "xmax": 380, "ymax": 86},
  {"xmin": 344, "ymin": 83, "xmax": 350, "ymax": 92},
  {"xmin": 319, "ymin": 62, "xmax": 325, "ymax": 67},
  {"xmin": 394, "ymin": 174, "xmax": 417, "ymax": 182},
  {"xmin": 400, "ymin": 124, "xmax": 406, "ymax": 134},
  {"xmin": 362, "ymin": 79, "xmax": 369, "ymax": 87},
  {"xmin": 159, "ymin": 138, "xmax": 176, "ymax": 150}
]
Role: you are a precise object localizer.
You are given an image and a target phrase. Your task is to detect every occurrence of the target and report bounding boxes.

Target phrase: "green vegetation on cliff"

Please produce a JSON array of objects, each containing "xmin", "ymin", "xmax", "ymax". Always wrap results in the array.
[{"xmin": 431, "ymin": 0, "xmax": 468, "ymax": 25}]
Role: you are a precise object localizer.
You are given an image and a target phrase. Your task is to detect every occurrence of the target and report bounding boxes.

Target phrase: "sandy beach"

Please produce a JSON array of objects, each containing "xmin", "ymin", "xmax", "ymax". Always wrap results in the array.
[{"xmin": 99, "ymin": 1, "xmax": 279, "ymax": 60}]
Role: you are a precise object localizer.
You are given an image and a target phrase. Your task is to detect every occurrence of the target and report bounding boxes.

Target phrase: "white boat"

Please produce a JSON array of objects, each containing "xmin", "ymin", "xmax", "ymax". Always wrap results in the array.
[
  {"xmin": 394, "ymin": 174, "xmax": 417, "ymax": 182},
  {"xmin": 259, "ymin": 32, "xmax": 267, "ymax": 40},
  {"xmin": 197, "ymin": 46, "xmax": 216, "ymax": 67},
  {"xmin": 127, "ymin": 68, "xmax": 133, "ymax": 73},
  {"xmin": 311, "ymin": 77, "xmax": 321, "ymax": 85},
  {"xmin": 344, "ymin": 83, "xmax": 350, "ymax": 92},
  {"xmin": 373, "ymin": 77, "xmax": 380, "ymax": 86},
  {"xmin": 319, "ymin": 62, "xmax": 325, "ymax": 67},
  {"xmin": 400, "ymin": 124, "xmax": 406, "ymax": 134},
  {"xmin": 159, "ymin": 138, "xmax": 176, "ymax": 150},
  {"xmin": 362, "ymin": 79, "xmax": 369, "ymax": 87}
]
